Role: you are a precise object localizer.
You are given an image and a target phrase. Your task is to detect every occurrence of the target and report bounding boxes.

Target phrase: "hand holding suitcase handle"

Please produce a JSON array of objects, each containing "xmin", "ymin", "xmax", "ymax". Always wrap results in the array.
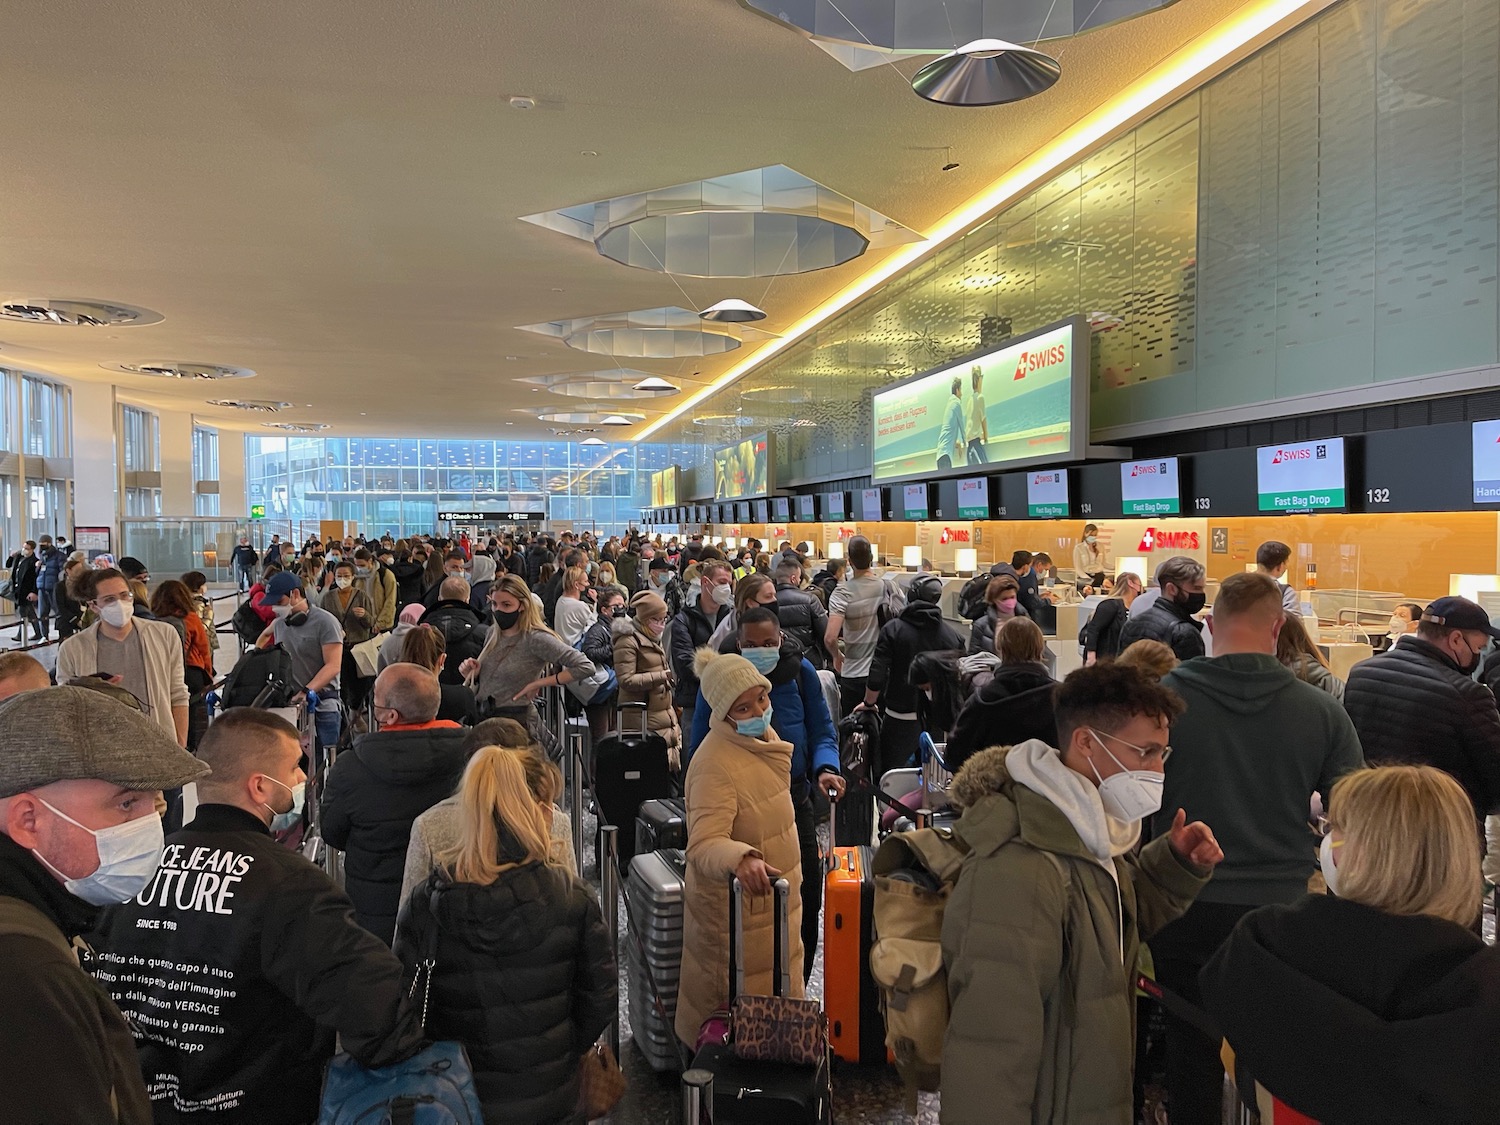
[{"xmin": 734, "ymin": 853, "xmax": 781, "ymax": 897}]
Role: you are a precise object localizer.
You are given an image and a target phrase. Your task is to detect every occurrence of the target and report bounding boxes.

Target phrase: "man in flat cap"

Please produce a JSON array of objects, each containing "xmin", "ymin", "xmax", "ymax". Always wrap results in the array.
[{"xmin": 0, "ymin": 686, "xmax": 208, "ymax": 1125}]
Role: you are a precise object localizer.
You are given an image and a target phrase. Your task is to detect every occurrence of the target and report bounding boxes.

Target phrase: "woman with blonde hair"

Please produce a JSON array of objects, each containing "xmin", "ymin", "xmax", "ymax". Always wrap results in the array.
[
  {"xmin": 1275, "ymin": 612, "xmax": 1344, "ymax": 702},
  {"xmin": 595, "ymin": 560, "xmax": 628, "ymax": 604},
  {"xmin": 1116, "ymin": 638, "xmax": 1178, "ymax": 681},
  {"xmin": 1083, "ymin": 570, "xmax": 1144, "ymax": 665},
  {"xmin": 395, "ymin": 746, "xmax": 615, "ymax": 1125},
  {"xmin": 459, "ymin": 573, "xmax": 594, "ymax": 749},
  {"xmin": 1202, "ymin": 765, "xmax": 1499, "ymax": 1124},
  {"xmin": 553, "ymin": 565, "xmax": 596, "ymax": 647}
]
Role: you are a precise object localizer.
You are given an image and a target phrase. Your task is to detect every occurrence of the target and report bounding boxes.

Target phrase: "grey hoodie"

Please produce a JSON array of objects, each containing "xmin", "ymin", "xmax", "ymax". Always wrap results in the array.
[{"xmin": 1154, "ymin": 652, "xmax": 1363, "ymax": 905}]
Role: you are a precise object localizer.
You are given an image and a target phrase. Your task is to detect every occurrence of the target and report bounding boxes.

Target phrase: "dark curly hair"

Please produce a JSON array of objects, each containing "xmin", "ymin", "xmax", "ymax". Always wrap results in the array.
[{"xmin": 1053, "ymin": 661, "xmax": 1185, "ymax": 751}]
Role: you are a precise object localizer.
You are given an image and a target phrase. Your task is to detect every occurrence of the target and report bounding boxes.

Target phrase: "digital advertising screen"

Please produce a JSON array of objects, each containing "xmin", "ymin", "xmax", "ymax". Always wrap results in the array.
[
  {"xmin": 1473, "ymin": 421, "xmax": 1500, "ymax": 504},
  {"xmin": 871, "ymin": 316, "xmax": 1087, "ymax": 483},
  {"xmin": 1026, "ymin": 469, "xmax": 1069, "ymax": 518},
  {"xmin": 957, "ymin": 477, "xmax": 991, "ymax": 519},
  {"xmin": 859, "ymin": 487, "xmax": 884, "ymax": 522},
  {"xmin": 901, "ymin": 483, "xmax": 931, "ymax": 520},
  {"xmin": 1256, "ymin": 438, "xmax": 1346, "ymax": 512},
  {"xmin": 795, "ymin": 495, "xmax": 816, "ymax": 522},
  {"xmin": 649, "ymin": 467, "xmax": 679, "ymax": 508},
  {"xmin": 824, "ymin": 491, "xmax": 847, "ymax": 520},
  {"xmin": 1119, "ymin": 458, "xmax": 1181, "ymax": 516},
  {"xmin": 713, "ymin": 431, "xmax": 772, "ymax": 500}
]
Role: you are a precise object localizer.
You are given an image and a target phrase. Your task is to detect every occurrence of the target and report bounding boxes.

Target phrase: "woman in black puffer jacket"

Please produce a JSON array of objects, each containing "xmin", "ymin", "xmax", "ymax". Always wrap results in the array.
[
  {"xmin": 395, "ymin": 746, "xmax": 617, "ymax": 1125},
  {"xmin": 947, "ymin": 618, "xmax": 1058, "ymax": 775}
]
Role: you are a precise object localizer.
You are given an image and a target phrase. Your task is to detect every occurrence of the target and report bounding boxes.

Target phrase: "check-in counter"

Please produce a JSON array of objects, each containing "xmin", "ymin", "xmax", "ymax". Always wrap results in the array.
[{"xmin": 1321, "ymin": 642, "xmax": 1375, "ymax": 679}]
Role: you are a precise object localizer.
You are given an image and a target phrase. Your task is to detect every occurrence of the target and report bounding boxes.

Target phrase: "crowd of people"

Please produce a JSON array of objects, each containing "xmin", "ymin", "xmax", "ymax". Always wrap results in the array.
[{"xmin": 1, "ymin": 522, "xmax": 1498, "ymax": 1124}]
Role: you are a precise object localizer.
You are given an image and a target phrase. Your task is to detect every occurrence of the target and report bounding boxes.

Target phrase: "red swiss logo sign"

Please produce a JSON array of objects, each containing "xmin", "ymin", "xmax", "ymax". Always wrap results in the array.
[
  {"xmin": 1269, "ymin": 447, "xmax": 1312, "ymax": 464},
  {"xmin": 1137, "ymin": 527, "xmax": 1200, "ymax": 552},
  {"xmin": 1012, "ymin": 341, "xmax": 1067, "ymax": 381},
  {"xmin": 939, "ymin": 527, "xmax": 971, "ymax": 544}
]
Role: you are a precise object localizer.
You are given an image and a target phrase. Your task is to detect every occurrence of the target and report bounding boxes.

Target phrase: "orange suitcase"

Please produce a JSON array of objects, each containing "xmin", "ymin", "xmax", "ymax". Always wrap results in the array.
[{"xmin": 824, "ymin": 798, "xmax": 889, "ymax": 1067}]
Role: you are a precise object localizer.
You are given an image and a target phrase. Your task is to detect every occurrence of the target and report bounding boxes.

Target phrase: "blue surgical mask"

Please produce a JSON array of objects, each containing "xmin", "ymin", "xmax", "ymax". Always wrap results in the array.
[
  {"xmin": 735, "ymin": 703, "xmax": 774, "ymax": 739},
  {"xmin": 742, "ymin": 646, "xmax": 780, "ymax": 674},
  {"xmin": 263, "ymin": 777, "xmax": 306, "ymax": 833},
  {"xmin": 30, "ymin": 798, "xmax": 165, "ymax": 906}
]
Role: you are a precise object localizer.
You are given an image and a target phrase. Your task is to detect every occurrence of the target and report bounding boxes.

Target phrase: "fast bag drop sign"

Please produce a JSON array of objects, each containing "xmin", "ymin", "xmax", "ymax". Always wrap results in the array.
[{"xmin": 1255, "ymin": 439, "xmax": 1346, "ymax": 512}]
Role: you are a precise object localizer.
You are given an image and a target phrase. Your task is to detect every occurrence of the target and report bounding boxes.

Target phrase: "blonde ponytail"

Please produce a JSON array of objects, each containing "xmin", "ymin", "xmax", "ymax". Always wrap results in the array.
[{"xmin": 439, "ymin": 746, "xmax": 552, "ymax": 885}]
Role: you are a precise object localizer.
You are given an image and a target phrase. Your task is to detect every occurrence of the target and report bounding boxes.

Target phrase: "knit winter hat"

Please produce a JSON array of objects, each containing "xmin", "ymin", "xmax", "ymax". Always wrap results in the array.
[
  {"xmin": 693, "ymin": 648, "xmax": 771, "ymax": 726},
  {"xmin": 630, "ymin": 591, "xmax": 668, "ymax": 622}
]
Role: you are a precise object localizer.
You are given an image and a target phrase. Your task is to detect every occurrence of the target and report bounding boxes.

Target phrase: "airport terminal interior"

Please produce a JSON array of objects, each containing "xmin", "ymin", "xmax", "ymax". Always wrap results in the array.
[{"xmin": 3, "ymin": 0, "xmax": 1500, "ymax": 1122}]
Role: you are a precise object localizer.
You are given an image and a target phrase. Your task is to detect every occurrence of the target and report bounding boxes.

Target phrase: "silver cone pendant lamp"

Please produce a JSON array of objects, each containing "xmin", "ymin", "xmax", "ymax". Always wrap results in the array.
[
  {"xmin": 580, "ymin": 436, "xmax": 608, "ymax": 446},
  {"xmin": 631, "ymin": 376, "xmax": 681, "ymax": 395},
  {"xmin": 911, "ymin": 39, "xmax": 1062, "ymax": 106},
  {"xmin": 699, "ymin": 298, "xmax": 767, "ymax": 323}
]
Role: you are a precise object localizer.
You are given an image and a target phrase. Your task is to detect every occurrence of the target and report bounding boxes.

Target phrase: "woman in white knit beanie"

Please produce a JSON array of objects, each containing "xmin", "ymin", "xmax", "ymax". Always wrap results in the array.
[{"xmin": 673, "ymin": 647, "xmax": 806, "ymax": 1048}]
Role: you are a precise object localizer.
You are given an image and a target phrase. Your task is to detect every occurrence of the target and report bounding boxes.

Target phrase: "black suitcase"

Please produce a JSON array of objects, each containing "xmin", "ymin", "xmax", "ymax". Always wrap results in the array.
[
  {"xmin": 636, "ymin": 797, "xmax": 687, "ymax": 856},
  {"xmin": 593, "ymin": 700, "xmax": 674, "ymax": 870},
  {"xmin": 834, "ymin": 710, "xmax": 881, "ymax": 847},
  {"xmin": 691, "ymin": 878, "xmax": 832, "ymax": 1124}
]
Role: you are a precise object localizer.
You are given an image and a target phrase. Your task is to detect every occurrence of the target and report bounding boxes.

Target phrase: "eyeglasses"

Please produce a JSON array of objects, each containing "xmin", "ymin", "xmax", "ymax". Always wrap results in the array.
[
  {"xmin": 95, "ymin": 592, "xmax": 135, "ymax": 607},
  {"xmin": 1091, "ymin": 727, "xmax": 1171, "ymax": 764}
]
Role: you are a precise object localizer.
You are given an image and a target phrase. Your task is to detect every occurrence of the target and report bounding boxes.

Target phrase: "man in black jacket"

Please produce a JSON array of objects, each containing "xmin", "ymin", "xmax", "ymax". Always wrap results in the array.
[
  {"xmin": 862, "ymin": 573, "xmax": 964, "ymax": 776},
  {"xmin": 0, "ymin": 687, "xmax": 210, "ymax": 1125},
  {"xmin": 1118, "ymin": 554, "xmax": 1206, "ymax": 662},
  {"xmin": 1345, "ymin": 595, "xmax": 1500, "ymax": 820},
  {"xmin": 8, "ymin": 539, "xmax": 42, "ymax": 642},
  {"xmin": 773, "ymin": 552, "xmax": 830, "ymax": 669},
  {"xmin": 541, "ymin": 548, "xmax": 586, "ymax": 627},
  {"xmin": 420, "ymin": 577, "xmax": 489, "ymax": 686},
  {"xmin": 230, "ymin": 536, "xmax": 259, "ymax": 592},
  {"xmin": 91, "ymin": 706, "xmax": 424, "ymax": 1125},
  {"xmin": 319, "ymin": 664, "xmax": 467, "ymax": 943},
  {"xmin": 668, "ymin": 559, "xmax": 731, "ymax": 712}
]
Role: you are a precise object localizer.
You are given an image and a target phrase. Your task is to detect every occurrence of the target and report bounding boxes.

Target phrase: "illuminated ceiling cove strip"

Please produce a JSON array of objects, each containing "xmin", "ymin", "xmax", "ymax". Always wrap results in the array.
[{"xmin": 635, "ymin": 0, "xmax": 1334, "ymax": 443}]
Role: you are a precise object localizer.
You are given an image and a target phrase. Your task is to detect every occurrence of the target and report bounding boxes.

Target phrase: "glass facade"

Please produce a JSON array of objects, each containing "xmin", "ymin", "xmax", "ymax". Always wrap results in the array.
[
  {"xmin": 245, "ymin": 436, "xmax": 667, "ymax": 536},
  {"xmin": 9, "ymin": 373, "xmax": 71, "ymax": 547},
  {"xmin": 122, "ymin": 405, "xmax": 162, "ymax": 517},
  {"xmin": 654, "ymin": 0, "xmax": 1500, "ymax": 488},
  {"xmin": 193, "ymin": 427, "xmax": 220, "ymax": 516}
]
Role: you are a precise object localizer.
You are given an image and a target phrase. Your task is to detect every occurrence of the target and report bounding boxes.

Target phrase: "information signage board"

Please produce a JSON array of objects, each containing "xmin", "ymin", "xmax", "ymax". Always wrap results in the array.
[
  {"xmin": 1119, "ymin": 458, "xmax": 1181, "ymax": 516},
  {"xmin": 1026, "ymin": 470, "xmax": 1069, "ymax": 518},
  {"xmin": 1255, "ymin": 439, "xmax": 1346, "ymax": 512}
]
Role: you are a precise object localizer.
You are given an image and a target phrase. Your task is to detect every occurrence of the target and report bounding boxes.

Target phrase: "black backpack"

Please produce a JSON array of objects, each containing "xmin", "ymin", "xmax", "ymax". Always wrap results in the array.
[
  {"xmin": 231, "ymin": 599, "xmax": 266, "ymax": 646},
  {"xmin": 957, "ymin": 573, "xmax": 992, "ymax": 621},
  {"xmin": 222, "ymin": 644, "xmax": 301, "ymax": 709},
  {"xmin": 435, "ymin": 617, "xmax": 487, "ymax": 686}
]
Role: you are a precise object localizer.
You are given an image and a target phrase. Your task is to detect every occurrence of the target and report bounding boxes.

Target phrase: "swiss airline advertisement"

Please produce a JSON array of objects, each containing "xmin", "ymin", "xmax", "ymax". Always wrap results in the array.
[
  {"xmin": 1472, "ymin": 421, "xmax": 1500, "ymax": 503},
  {"xmin": 871, "ymin": 318, "xmax": 1083, "ymax": 482},
  {"xmin": 1120, "ymin": 458, "xmax": 1181, "ymax": 516},
  {"xmin": 1255, "ymin": 438, "xmax": 1346, "ymax": 512}
]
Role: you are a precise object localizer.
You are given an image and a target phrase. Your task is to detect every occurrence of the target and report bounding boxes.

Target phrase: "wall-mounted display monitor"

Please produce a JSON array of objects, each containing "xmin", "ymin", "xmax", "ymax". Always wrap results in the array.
[
  {"xmin": 859, "ymin": 487, "xmax": 884, "ymax": 522},
  {"xmin": 824, "ymin": 491, "xmax": 848, "ymax": 521},
  {"xmin": 734, "ymin": 501, "xmax": 751, "ymax": 522},
  {"xmin": 714, "ymin": 431, "xmax": 772, "ymax": 500},
  {"xmin": 1473, "ymin": 421, "xmax": 1500, "ymax": 504},
  {"xmin": 1119, "ymin": 458, "xmax": 1181, "ymax": 516},
  {"xmin": 650, "ymin": 467, "xmax": 679, "ymax": 508},
  {"xmin": 1256, "ymin": 438, "xmax": 1346, "ymax": 512},
  {"xmin": 772, "ymin": 496, "xmax": 791, "ymax": 521},
  {"xmin": 870, "ymin": 316, "xmax": 1087, "ymax": 483},
  {"xmin": 752, "ymin": 498, "xmax": 769, "ymax": 523},
  {"xmin": 956, "ymin": 477, "xmax": 991, "ymax": 519},
  {"xmin": 1026, "ymin": 469, "xmax": 1069, "ymax": 518},
  {"xmin": 795, "ymin": 494, "xmax": 816, "ymax": 522},
  {"xmin": 901, "ymin": 482, "xmax": 933, "ymax": 520}
]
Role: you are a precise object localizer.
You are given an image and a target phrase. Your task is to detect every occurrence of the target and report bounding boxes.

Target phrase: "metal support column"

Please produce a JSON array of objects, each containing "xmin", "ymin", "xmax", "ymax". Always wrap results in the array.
[{"xmin": 598, "ymin": 823, "xmax": 620, "ymax": 1057}]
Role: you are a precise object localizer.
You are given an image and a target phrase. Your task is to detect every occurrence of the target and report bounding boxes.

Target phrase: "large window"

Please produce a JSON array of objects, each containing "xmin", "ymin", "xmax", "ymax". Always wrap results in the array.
[
  {"xmin": 21, "ymin": 375, "xmax": 68, "ymax": 458},
  {"xmin": 122, "ymin": 405, "xmax": 162, "ymax": 518},
  {"xmin": 193, "ymin": 426, "xmax": 220, "ymax": 516}
]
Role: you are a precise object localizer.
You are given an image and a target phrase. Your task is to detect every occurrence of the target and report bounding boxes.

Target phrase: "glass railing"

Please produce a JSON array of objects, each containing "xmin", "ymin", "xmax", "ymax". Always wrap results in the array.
[{"xmin": 120, "ymin": 519, "xmax": 255, "ymax": 583}]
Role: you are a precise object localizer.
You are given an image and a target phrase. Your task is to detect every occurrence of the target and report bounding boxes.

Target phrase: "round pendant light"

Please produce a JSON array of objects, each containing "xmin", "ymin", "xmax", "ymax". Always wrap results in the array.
[
  {"xmin": 699, "ymin": 299, "xmax": 767, "ymax": 323},
  {"xmin": 631, "ymin": 376, "xmax": 681, "ymax": 395},
  {"xmin": 580, "ymin": 436, "xmax": 608, "ymax": 446},
  {"xmin": 911, "ymin": 39, "xmax": 1061, "ymax": 106}
]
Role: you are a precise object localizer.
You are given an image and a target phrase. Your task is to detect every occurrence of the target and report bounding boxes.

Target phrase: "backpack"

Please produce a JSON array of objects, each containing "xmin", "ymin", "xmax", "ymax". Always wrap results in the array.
[
  {"xmin": 567, "ymin": 632, "xmax": 618, "ymax": 707},
  {"xmin": 877, "ymin": 578, "xmax": 906, "ymax": 627},
  {"xmin": 956, "ymin": 573, "xmax": 991, "ymax": 621},
  {"xmin": 221, "ymin": 644, "xmax": 301, "ymax": 709},
  {"xmin": 316, "ymin": 1040, "xmax": 483, "ymax": 1125},
  {"xmin": 232, "ymin": 598, "xmax": 266, "ymax": 645},
  {"xmin": 869, "ymin": 826, "xmax": 970, "ymax": 1115}
]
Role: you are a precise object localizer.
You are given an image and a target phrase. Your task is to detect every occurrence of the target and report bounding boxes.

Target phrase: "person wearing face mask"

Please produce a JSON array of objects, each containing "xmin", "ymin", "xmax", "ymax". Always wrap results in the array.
[
  {"xmin": 419, "ymin": 576, "xmax": 490, "ymax": 686},
  {"xmin": 90, "ymin": 706, "xmax": 427, "ymax": 1125},
  {"xmin": 318, "ymin": 664, "xmax": 466, "ymax": 943},
  {"xmin": 1149, "ymin": 572, "xmax": 1363, "ymax": 1125},
  {"xmin": 613, "ymin": 590, "xmax": 681, "ymax": 769},
  {"xmin": 707, "ymin": 571, "xmax": 779, "ymax": 650},
  {"xmin": 1117, "ymin": 555, "xmax": 1208, "ymax": 663},
  {"xmin": 686, "ymin": 607, "xmax": 843, "ymax": 982},
  {"xmin": 670, "ymin": 559, "xmax": 732, "ymax": 717},
  {"xmin": 1346, "ymin": 595, "xmax": 1500, "ymax": 826},
  {"xmin": 1381, "ymin": 599, "xmax": 1424, "ymax": 650},
  {"xmin": 946, "ymin": 617, "xmax": 1060, "ymax": 775},
  {"xmin": 675, "ymin": 649, "xmax": 808, "ymax": 1049},
  {"xmin": 7, "ymin": 538, "xmax": 43, "ymax": 642},
  {"xmin": 458, "ymin": 574, "xmax": 595, "ymax": 751},
  {"xmin": 256, "ymin": 571, "xmax": 345, "ymax": 754},
  {"xmin": 352, "ymin": 546, "xmax": 397, "ymax": 633},
  {"xmin": 940, "ymin": 663, "xmax": 1221, "ymax": 1125},
  {"xmin": 648, "ymin": 554, "xmax": 686, "ymax": 618},
  {"xmin": 465, "ymin": 552, "xmax": 497, "ymax": 619},
  {"xmin": 422, "ymin": 550, "xmax": 469, "ymax": 612},
  {"xmin": 1072, "ymin": 522, "xmax": 1109, "ymax": 589},
  {"xmin": 966, "ymin": 572, "xmax": 1029, "ymax": 656},
  {"xmin": 552, "ymin": 565, "xmax": 597, "ymax": 647},
  {"xmin": 0, "ymin": 687, "xmax": 208, "ymax": 1125},
  {"xmin": 57, "ymin": 568, "xmax": 191, "ymax": 748},
  {"xmin": 1202, "ymin": 765, "xmax": 1500, "ymax": 1125},
  {"xmin": 862, "ymin": 572, "xmax": 965, "ymax": 777},
  {"xmin": 580, "ymin": 589, "xmax": 627, "ymax": 740}
]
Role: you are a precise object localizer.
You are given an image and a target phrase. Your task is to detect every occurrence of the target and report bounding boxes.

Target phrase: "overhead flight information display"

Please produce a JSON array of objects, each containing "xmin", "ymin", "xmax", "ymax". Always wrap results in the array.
[
  {"xmin": 957, "ymin": 477, "xmax": 991, "ymax": 519},
  {"xmin": 1256, "ymin": 438, "xmax": 1346, "ymax": 512},
  {"xmin": 1119, "ymin": 458, "xmax": 1181, "ymax": 516},
  {"xmin": 1027, "ymin": 469, "xmax": 1069, "ymax": 518},
  {"xmin": 860, "ymin": 488, "xmax": 883, "ymax": 522},
  {"xmin": 1473, "ymin": 421, "xmax": 1500, "ymax": 504}
]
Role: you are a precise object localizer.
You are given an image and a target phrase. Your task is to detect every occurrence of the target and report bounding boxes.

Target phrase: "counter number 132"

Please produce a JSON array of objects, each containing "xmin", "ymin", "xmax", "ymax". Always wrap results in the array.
[{"xmin": 1366, "ymin": 488, "xmax": 1391, "ymax": 504}]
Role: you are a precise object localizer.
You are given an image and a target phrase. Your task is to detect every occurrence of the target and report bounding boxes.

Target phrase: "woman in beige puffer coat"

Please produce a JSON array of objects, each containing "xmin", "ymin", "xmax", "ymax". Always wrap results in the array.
[
  {"xmin": 673, "ymin": 648, "xmax": 804, "ymax": 1048},
  {"xmin": 613, "ymin": 590, "xmax": 682, "ymax": 769}
]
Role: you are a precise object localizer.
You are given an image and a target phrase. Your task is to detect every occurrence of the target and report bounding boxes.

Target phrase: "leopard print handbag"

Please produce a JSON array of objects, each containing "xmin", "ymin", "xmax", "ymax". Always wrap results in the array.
[{"xmin": 727, "ymin": 875, "xmax": 830, "ymax": 1067}]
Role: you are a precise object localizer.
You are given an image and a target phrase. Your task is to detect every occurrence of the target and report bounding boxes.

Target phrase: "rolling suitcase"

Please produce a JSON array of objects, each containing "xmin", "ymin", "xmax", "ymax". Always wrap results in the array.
[
  {"xmin": 691, "ymin": 878, "xmax": 832, "ymax": 1124},
  {"xmin": 823, "ymin": 792, "xmax": 886, "ymax": 1067},
  {"xmin": 625, "ymin": 848, "xmax": 689, "ymax": 1072},
  {"xmin": 834, "ymin": 709, "xmax": 881, "ymax": 847},
  {"xmin": 636, "ymin": 797, "xmax": 687, "ymax": 856},
  {"xmin": 593, "ymin": 700, "xmax": 675, "ymax": 871}
]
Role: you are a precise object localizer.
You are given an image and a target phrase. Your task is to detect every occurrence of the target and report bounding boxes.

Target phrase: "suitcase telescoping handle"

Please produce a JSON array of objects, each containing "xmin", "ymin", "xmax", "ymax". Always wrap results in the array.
[
  {"xmin": 616, "ymin": 698, "xmax": 651, "ymax": 737},
  {"xmin": 728, "ymin": 874, "xmax": 793, "ymax": 1004}
]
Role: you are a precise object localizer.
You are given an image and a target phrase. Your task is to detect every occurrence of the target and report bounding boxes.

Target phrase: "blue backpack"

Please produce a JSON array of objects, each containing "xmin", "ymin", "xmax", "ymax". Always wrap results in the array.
[{"xmin": 317, "ymin": 1041, "xmax": 482, "ymax": 1124}]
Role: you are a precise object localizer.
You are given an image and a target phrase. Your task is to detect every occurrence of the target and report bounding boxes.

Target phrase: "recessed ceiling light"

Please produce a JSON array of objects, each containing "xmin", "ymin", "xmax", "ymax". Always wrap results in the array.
[
  {"xmin": 262, "ymin": 422, "xmax": 330, "ymax": 432},
  {"xmin": 509, "ymin": 95, "xmax": 537, "ymax": 110},
  {"xmin": 206, "ymin": 399, "xmax": 291, "ymax": 412},
  {"xmin": 3, "ymin": 298, "xmax": 163, "ymax": 327},
  {"xmin": 109, "ymin": 361, "xmax": 255, "ymax": 380}
]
